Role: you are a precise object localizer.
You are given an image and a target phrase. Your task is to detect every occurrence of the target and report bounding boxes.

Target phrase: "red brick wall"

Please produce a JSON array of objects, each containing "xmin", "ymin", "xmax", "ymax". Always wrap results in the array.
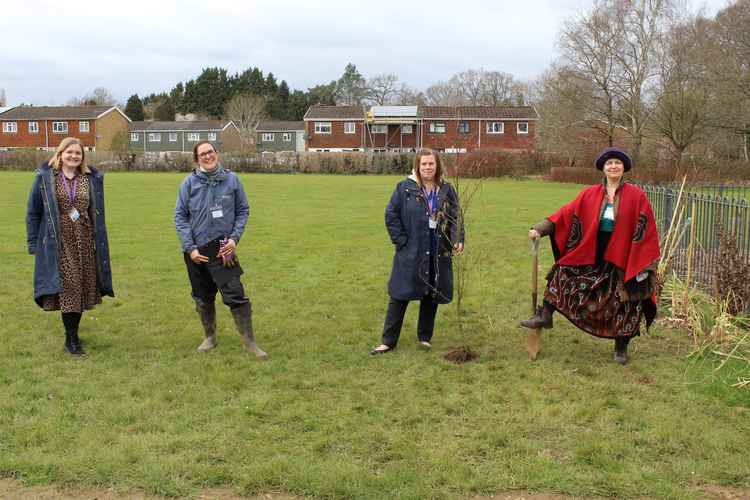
[
  {"xmin": 366, "ymin": 124, "xmax": 417, "ymax": 149},
  {"xmin": 306, "ymin": 120, "xmax": 365, "ymax": 149},
  {"xmin": 420, "ymin": 119, "xmax": 535, "ymax": 152},
  {"xmin": 0, "ymin": 119, "xmax": 98, "ymax": 148}
]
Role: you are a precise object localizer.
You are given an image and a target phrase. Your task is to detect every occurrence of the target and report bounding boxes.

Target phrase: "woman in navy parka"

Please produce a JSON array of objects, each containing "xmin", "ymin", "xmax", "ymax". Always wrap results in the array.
[{"xmin": 26, "ymin": 137, "xmax": 114, "ymax": 356}]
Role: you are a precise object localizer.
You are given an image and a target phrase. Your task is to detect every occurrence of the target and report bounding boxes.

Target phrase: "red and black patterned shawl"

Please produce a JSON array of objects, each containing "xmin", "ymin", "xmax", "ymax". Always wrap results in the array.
[{"xmin": 547, "ymin": 183, "xmax": 660, "ymax": 284}]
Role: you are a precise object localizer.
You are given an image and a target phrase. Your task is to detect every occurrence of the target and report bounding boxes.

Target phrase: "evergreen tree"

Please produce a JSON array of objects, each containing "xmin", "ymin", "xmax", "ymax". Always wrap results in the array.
[
  {"xmin": 287, "ymin": 90, "xmax": 310, "ymax": 120},
  {"xmin": 154, "ymin": 97, "xmax": 176, "ymax": 121},
  {"xmin": 307, "ymin": 82, "xmax": 337, "ymax": 106},
  {"xmin": 182, "ymin": 67, "xmax": 231, "ymax": 117},
  {"xmin": 124, "ymin": 94, "xmax": 145, "ymax": 121},
  {"xmin": 335, "ymin": 63, "xmax": 366, "ymax": 106},
  {"xmin": 169, "ymin": 83, "xmax": 185, "ymax": 113}
]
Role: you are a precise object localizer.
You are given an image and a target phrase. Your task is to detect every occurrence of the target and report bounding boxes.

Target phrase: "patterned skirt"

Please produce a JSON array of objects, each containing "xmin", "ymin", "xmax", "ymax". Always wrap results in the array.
[{"xmin": 543, "ymin": 262, "xmax": 644, "ymax": 339}]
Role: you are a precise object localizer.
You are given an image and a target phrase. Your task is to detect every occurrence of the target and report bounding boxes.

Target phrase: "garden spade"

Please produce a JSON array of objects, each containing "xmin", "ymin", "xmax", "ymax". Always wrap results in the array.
[{"xmin": 527, "ymin": 238, "xmax": 541, "ymax": 360}]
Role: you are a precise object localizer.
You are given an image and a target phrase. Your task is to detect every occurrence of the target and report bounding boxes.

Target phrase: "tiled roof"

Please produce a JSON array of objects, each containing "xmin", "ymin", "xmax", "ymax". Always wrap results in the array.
[
  {"xmin": 256, "ymin": 120, "xmax": 304, "ymax": 131},
  {"xmin": 129, "ymin": 121, "xmax": 233, "ymax": 131},
  {"xmin": 304, "ymin": 105, "xmax": 364, "ymax": 120},
  {"xmin": 0, "ymin": 105, "xmax": 118, "ymax": 120},
  {"xmin": 418, "ymin": 106, "xmax": 539, "ymax": 120}
]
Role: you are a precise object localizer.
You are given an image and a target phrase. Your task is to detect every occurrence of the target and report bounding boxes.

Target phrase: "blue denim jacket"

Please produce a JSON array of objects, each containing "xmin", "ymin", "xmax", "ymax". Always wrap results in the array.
[{"xmin": 174, "ymin": 167, "xmax": 250, "ymax": 253}]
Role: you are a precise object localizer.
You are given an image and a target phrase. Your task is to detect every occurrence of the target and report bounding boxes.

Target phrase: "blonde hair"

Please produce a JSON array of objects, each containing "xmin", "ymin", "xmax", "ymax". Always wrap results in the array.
[
  {"xmin": 49, "ymin": 137, "xmax": 90, "ymax": 173},
  {"xmin": 413, "ymin": 148, "xmax": 443, "ymax": 185}
]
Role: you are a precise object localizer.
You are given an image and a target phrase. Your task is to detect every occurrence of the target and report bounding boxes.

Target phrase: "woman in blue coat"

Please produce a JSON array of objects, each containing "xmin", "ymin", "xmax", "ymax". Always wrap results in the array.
[
  {"xmin": 26, "ymin": 137, "xmax": 114, "ymax": 356},
  {"xmin": 371, "ymin": 149, "xmax": 464, "ymax": 354}
]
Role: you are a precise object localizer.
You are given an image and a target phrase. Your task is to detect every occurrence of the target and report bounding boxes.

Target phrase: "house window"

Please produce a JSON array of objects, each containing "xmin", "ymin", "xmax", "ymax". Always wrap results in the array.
[
  {"xmin": 208, "ymin": 132, "xmax": 217, "ymax": 141},
  {"xmin": 517, "ymin": 122, "xmax": 529, "ymax": 134},
  {"xmin": 148, "ymin": 133, "xmax": 161, "ymax": 142},
  {"xmin": 344, "ymin": 122, "xmax": 356, "ymax": 134},
  {"xmin": 314, "ymin": 122, "xmax": 332, "ymax": 134},
  {"xmin": 429, "ymin": 122, "xmax": 446, "ymax": 133},
  {"xmin": 487, "ymin": 122, "xmax": 504, "ymax": 134},
  {"xmin": 28, "ymin": 122, "xmax": 39, "ymax": 134},
  {"xmin": 187, "ymin": 133, "xmax": 200, "ymax": 141},
  {"xmin": 262, "ymin": 133, "xmax": 275, "ymax": 142},
  {"xmin": 52, "ymin": 121, "xmax": 68, "ymax": 134},
  {"xmin": 169, "ymin": 133, "xmax": 178, "ymax": 142},
  {"xmin": 401, "ymin": 125, "xmax": 413, "ymax": 134},
  {"xmin": 282, "ymin": 133, "xmax": 292, "ymax": 142},
  {"xmin": 79, "ymin": 121, "xmax": 90, "ymax": 133},
  {"xmin": 2, "ymin": 121, "xmax": 17, "ymax": 133},
  {"xmin": 130, "ymin": 133, "xmax": 139, "ymax": 142},
  {"xmin": 371, "ymin": 124, "xmax": 387, "ymax": 134},
  {"xmin": 458, "ymin": 121, "xmax": 470, "ymax": 134}
]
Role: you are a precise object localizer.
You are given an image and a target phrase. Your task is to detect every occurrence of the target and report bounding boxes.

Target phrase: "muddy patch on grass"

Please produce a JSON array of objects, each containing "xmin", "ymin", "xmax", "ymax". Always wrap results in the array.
[{"xmin": 444, "ymin": 345, "xmax": 480, "ymax": 363}]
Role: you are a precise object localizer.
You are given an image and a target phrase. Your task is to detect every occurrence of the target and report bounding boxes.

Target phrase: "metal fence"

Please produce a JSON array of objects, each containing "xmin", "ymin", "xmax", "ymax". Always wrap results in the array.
[{"xmin": 639, "ymin": 184, "xmax": 750, "ymax": 290}]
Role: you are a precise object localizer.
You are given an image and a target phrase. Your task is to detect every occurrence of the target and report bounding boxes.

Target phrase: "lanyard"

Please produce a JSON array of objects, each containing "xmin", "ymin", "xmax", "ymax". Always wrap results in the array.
[
  {"xmin": 421, "ymin": 186, "xmax": 438, "ymax": 216},
  {"xmin": 62, "ymin": 175, "xmax": 78, "ymax": 205}
]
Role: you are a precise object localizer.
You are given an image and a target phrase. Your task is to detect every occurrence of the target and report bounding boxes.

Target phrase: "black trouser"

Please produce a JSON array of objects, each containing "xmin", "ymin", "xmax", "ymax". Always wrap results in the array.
[
  {"xmin": 61, "ymin": 312, "xmax": 82, "ymax": 333},
  {"xmin": 381, "ymin": 295, "xmax": 439, "ymax": 348},
  {"xmin": 183, "ymin": 239, "xmax": 249, "ymax": 310}
]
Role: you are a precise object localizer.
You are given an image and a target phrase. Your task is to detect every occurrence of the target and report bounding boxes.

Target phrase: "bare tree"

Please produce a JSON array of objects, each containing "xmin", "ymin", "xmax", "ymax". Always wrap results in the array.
[
  {"xmin": 365, "ymin": 73, "xmax": 399, "ymax": 105},
  {"xmin": 450, "ymin": 69, "xmax": 485, "ymax": 105},
  {"xmin": 559, "ymin": 3, "xmax": 621, "ymax": 146},
  {"xmin": 651, "ymin": 17, "xmax": 711, "ymax": 165},
  {"xmin": 395, "ymin": 83, "xmax": 426, "ymax": 106},
  {"xmin": 224, "ymin": 93, "xmax": 266, "ymax": 151},
  {"xmin": 480, "ymin": 71, "xmax": 518, "ymax": 105},
  {"xmin": 67, "ymin": 87, "xmax": 118, "ymax": 106},
  {"xmin": 0, "ymin": 89, "xmax": 6, "ymax": 107},
  {"xmin": 425, "ymin": 81, "xmax": 464, "ymax": 106}
]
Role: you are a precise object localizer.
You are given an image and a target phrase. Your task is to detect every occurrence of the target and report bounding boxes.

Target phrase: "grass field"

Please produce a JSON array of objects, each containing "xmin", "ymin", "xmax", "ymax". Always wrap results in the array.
[{"xmin": 0, "ymin": 171, "xmax": 748, "ymax": 499}]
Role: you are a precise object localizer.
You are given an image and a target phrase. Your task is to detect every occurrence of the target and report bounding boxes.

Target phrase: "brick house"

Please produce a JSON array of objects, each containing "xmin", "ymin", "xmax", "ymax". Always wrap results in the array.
[
  {"xmin": 303, "ymin": 104, "xmax": 539, "ymax": 153},
  {"xmin": 0, "ymin": 105, "xmax": 131, "ymax": 151},
  {"xmin": 256, "ymin": 121, "xmax": 305, "ymax": 152},
  {"xmin": 128, "ymin": 121, "xmax": 241, "ymax": 153}
]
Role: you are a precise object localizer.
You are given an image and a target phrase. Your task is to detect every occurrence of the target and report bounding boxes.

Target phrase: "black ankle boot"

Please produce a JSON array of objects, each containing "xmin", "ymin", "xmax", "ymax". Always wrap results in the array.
[
  {"xmin": 64, "ymin": 330, "xmax": 85, "ymax": 356},
  {"xmin": 614, "ymin": 337, "xmax": 629, "ymax": 365},
  {"xmin": 520, "ymin": 304, "xmax": 554, "ymax": 329}
]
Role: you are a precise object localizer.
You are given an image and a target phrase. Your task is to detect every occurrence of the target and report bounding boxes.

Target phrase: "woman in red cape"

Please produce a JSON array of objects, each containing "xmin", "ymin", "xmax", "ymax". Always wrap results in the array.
[{"xmin": 520, "ymin": 147, "xmax": 660, "ymax": 364}]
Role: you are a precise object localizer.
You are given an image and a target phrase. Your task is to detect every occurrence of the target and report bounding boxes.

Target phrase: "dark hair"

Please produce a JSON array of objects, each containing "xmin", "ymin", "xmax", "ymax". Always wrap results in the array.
[
  {"xmin": 192, "ymin": 141, "xmax": 218, "ymax": 162},
  {"xmin": 413, "ymin": 149, "xmax": 443, "ymax": 185}
]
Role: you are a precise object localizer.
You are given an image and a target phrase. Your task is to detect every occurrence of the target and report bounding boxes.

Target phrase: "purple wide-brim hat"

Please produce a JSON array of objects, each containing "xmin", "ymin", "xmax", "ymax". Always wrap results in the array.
[{"xmin": 595, "ymin": 147, "xmax": 632, "ymax": 172}]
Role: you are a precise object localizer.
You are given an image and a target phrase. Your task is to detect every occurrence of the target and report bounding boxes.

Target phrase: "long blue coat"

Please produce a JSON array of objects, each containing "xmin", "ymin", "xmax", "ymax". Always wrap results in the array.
[
  {"xmin": 26, "ymin": 162, "xmax": 114, "ymax": 307},
  {"xmin": 385, "ymin": 177, "xmax": 463, "ymax": 304}
]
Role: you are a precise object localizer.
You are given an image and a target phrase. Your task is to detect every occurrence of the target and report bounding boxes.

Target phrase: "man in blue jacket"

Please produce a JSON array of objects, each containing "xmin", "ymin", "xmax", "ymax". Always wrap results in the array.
[{"xmin": 174, "ymin": 140, "xmax": 267, "ymax": 359}]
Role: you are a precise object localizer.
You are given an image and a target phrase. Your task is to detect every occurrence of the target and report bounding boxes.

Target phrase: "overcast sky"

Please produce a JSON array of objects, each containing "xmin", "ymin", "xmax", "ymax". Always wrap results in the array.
[{"xmin": 0, "ymin": 0, "xmax": 731, "ymax": 106}]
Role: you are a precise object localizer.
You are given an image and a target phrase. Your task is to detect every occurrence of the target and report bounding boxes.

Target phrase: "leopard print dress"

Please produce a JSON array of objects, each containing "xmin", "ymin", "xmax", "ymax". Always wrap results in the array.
[{"xmin": 42, "ymin": 172, "xmax": 102, "ymax": 312}]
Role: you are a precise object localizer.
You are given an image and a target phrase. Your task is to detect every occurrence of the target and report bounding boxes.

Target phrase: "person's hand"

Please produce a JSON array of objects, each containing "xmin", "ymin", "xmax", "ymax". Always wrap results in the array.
[
  {"xmin": 190, "ymin": 249, "xmax": 209, "ymax": 264},
  {"xmin": 453, "ymin": 242, "xmax": 464, "ymax": 255},
  {"xmin": 217, "ymin": 238, "xmax": 236, "ymax": 258},
  {"xmin": 529, "ymin": 229, "xmax": 540, "ymax": 241}
]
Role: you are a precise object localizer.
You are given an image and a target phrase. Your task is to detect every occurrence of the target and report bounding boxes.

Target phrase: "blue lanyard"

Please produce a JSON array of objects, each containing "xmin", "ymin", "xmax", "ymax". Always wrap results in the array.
[{"xmin": 421, "ymin": 186, "xmax": 438, "ymax": 216}]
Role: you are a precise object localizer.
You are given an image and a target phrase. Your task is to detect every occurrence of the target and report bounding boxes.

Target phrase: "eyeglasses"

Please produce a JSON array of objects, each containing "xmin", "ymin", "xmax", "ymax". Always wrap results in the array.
[{"xmin": 197, "ymin": 150, "xmax": 216, "ymax": 159}]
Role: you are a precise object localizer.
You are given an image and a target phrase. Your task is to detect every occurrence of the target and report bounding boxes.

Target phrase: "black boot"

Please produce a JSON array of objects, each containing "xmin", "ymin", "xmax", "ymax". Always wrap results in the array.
[
  {"xmin": 520, "ymin": 303, "xmax": 554, "ymax": 329},
  {"xmin": 230, "ymin": 303, "xmax": 267, "ymax": 359},
  {"xmin": 614, "ymin": 337, "xmax": 630, "ymax": 365},
  {"xmin": 62, "ymin": 312, "xmax": 84, "ymax": 356}
]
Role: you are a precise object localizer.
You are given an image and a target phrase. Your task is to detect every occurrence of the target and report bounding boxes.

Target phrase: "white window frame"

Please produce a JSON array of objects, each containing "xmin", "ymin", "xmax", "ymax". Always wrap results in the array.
[
  {"xmin": 401, "ymin": 124, "xmax": 413, "ymax": 135},
  {"xmin": 208, "ymin": 132, "xmax": 217, "ymax": 141},
  {"xmin": 487, "ymin": 122, "xmax": 504, "ymax": 134},
  {"xmin": 52, "ymin": 121, "xmax": 68, "ymax": 134},
  {"xmin": 79, "ymin": 121, "xmax": 90, "ymax": 133},
  {"xmin": 314, "ymin": 122, "xmax": 332, "ymax": 134},
  {"xmin": 429, "ymin": 122, "xmax": 446, "ymax": 134},
  {"xmin": 458, "ymin": 121, "xmax": 470, "ymax": 134},
  {"xmin": 262, "ymin": 133, "xmax": 275, "ymax": 142},
  {"xmin": 169, "ymin": 133, "xmax": 178, "ymax": 142},
  {"xmin": 28, "ymin": 121, "xmax": 39, "ymax": 134},
  {"xmin": 187, "ymin": 133, "xmax": 200, "ymax": 141},
  {"xmin": 517, "ymin": 122, "xmax": 529, "ymax": 134},
  {"xmin": 282, "ymin": 133, "xmax": 292, "ymax": 142},
  {"xmin": 2, "ymin": 121, "xmax": 17, "ymax": 133},
  {"xmin": 371, "ymin": 124, "xmax": 387, "ymax": 134},
  {"xmin": 344, "ymin": 122, "xmax": 356, "ymax": 134},
  {"xmin": 130, "ymin": 132, "xmax": 139, "ymax": 142},
  {"xmin": 148, "ymin": 133, "xmax": 161, "ymax": 142}
]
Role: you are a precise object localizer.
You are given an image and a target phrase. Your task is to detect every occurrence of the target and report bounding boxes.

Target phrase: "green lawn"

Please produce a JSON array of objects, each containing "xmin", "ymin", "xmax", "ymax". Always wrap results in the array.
[{"xmin": 0, "ymin": 172, "xmax": 748, "ymax": 499}]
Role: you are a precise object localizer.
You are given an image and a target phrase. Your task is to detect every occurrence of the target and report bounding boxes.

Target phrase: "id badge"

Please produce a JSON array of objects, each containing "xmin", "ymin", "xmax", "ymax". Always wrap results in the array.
[
  {"xmin": 428, "ymin": 217, "xmax": 437, "ymax": 229},
  {"xmin": 69, "ymin": 208, "xmax": 80, "ymax": 221},
  {"xmin": 603, "ymin": 205, "xmax": 614, "ymax": 220},
  {"xmin": 210, "ymin": 204, "xmax": 223, "ymax": 219}
]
